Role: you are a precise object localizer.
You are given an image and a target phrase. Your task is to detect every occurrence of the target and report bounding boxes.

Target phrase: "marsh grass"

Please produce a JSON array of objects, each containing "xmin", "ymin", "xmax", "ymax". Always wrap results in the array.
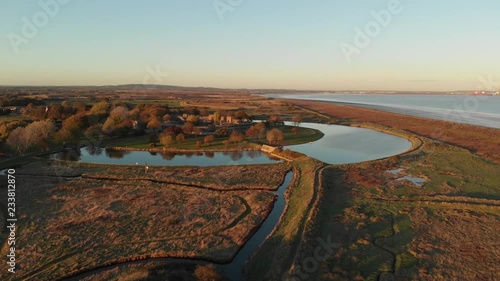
[{"xmin": 0, "ymin": 162, "xmax": 288, "ymax": 281}]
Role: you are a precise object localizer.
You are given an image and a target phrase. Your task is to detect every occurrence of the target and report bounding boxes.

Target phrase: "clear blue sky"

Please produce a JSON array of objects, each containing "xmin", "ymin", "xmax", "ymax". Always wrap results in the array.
[{"xmin": 1, "ymin": 0, "xmax": 499, "ymax": 91}]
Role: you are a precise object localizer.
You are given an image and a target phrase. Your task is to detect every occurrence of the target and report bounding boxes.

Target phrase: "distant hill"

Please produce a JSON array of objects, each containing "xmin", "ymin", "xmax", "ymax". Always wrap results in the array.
[{"xmin": 103, "ymin": 84, "xmax": 230, "ymax": 91}]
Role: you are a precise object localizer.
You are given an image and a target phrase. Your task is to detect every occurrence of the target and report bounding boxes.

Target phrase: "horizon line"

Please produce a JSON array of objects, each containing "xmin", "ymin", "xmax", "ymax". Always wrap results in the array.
[{"xmin": 0, "ymin": 84, "xmax": 486, "ymax": 93}]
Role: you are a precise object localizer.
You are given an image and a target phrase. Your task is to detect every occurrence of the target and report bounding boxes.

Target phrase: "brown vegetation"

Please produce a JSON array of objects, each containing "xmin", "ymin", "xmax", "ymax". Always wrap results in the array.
[
  {"xmin": 0, "ymin": 160, "xmax": 291, "ymax": 280},
  {"xmin": 15, "ymin": 160, "xmax": 292, "ymax": 191}
]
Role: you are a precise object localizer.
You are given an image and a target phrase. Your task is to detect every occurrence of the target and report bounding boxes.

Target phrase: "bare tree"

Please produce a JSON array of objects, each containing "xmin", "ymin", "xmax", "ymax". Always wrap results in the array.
[
  {"xmin": 101, "ymin": 107, "xmax": 131, "ymax": 135},
  {"xmin": 7, "ymin": 127, "xmax": 30, "ymax": 154},
  {"xmin": 253, "ymin": 122, "xmax": 267, "ymax": 139},
  {"xmin": 90, "ymin": 100, "xmax": 111, "ymax": 114},
  {"xmin": 204, "ymin": 135, "xmax": 215, "ymax": 145},
  {"xmin": 235, "ymin": 110, "xmax": 249, "ymax": 120},
  {"xmin": 7, "ymin": 120, "xmax": 56, "ymax": 153},
  {"xmin": 266, "ymin": 128, "xmax": 284, "ymax": 145},
  {"xmin": 162, "ymin": 114, "xmax": 171, "ymax": 122},
  {"xmin": 110, "ymin": 106, "xmax": 130, "ymax": 122},
  {"xmin": 229, "ymin": 131, "xmax": 244, "ymax": 143},
  {"xmin": 147, "ymin": 116, "xmax": 161, "ymax": 132},
  {"xmin": 176, "ymin": 133, "xmax": 185, "ymax": 143},
  {"xmin": 26, "ymin": 120, "xmax": 56, "ymax": 149},
  {"xmin": 292, "ymin": 114, "xmax": 303, "ymax": 126},
  {"xmin": 182, "ymin": 122, "xmax": 195, "ymax": 135},
  {"xmin": 160, "ymin": 133, "xmax": 175, "ymax": 148}
]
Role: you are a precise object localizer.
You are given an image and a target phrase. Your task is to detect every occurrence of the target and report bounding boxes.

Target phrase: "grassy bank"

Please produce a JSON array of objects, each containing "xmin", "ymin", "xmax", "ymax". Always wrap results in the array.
[{"xmin": 245, "ymin": 157, "xmax": 325, "ymax": 280}]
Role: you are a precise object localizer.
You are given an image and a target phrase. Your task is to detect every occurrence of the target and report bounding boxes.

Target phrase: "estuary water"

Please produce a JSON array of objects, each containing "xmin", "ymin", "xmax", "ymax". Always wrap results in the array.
[
  {"xmin": 283, "ymin": 122, "xmax": 411, "ymax": 164},
  {"xmin": 267, "ymin": 93, "xmax": 500, "ymax": 129}
]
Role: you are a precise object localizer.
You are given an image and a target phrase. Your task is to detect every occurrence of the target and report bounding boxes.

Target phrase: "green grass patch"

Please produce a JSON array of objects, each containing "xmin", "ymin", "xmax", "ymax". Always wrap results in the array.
[
  {"xmin": 107, "ymin": 125, "xmax": 323, "ymax": 150},
  {"xmin": 406, "ymin": 143, "xmax": 500, "ymax": 199}
]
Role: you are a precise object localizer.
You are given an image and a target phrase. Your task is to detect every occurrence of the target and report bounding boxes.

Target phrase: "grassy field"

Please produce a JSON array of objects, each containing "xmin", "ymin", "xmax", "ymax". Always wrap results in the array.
[
  {"xmin": 107, "ymin": 134, "xmax": 257, "ymax": 151},
  {"xmin": 106, "ymin": 125, "xmax": 323, "ymax": 151},
  {"xmin": 0, "ymin": 115, "xmax": 32, "ymax": 123},
  {"xmin": 289, "ymin": 138, "xmax": 499, "ymax": 280},
  {"xmin": 13, "ymin": 159, "xmax": 291, "ymax": 191},
  {"xmin": 0, "ymin": 161, "xmax": 291, "ymax": 281},
  {"xmin": 253, "ymin": 125, "xmax": 324, "ymax": 146}
]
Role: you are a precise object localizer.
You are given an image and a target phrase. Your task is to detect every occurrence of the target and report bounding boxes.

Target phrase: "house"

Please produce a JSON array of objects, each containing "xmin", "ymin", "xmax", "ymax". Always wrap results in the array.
[
  {"xmin": 200, "ymin": 115, "xmax": 214, "ymax": 123},
  {"xmin": 132, "ymin": 120, "xmax": 139, "ymax": 130}
]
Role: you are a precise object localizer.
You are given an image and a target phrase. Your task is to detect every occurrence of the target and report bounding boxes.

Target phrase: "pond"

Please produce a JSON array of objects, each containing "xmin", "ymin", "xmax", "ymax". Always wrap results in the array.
[
  {"xmin": 42, "ymin": 148, "xmax": 281, "ymax": 166},
  {"xmin": 283, "ymin": 122, "xmax": 412, "ymax": 164},
  {"xmin": 43, "ymin": 122, "xmax": 411, "ymax": 166}
]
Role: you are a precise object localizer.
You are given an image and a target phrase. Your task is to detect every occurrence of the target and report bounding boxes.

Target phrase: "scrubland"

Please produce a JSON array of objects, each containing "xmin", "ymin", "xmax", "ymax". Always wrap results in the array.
[{"xmin": 0, "ymin": 161, "xmax": 291, "ymax": 281}]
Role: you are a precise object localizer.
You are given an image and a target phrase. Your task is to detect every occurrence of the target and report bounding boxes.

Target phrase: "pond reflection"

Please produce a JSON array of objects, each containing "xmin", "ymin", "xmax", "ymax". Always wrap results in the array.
[
  {"xmin": 159, "ymin": 152, "xmax": 176, "ymax": 161},
  {"xmin": 105, "ymin": 149, "xmax": 130, "ymax": 159},
  {"xmin": 42, "ymin": 123, "xmax": 411, "ymax": 166},
  {"xmin": 42, "ymin": 149, "xmax": 280, "ymax": 166},
  {"xmin": 85, "ymin": 146, "xmax": 103, "ymax": 156}
]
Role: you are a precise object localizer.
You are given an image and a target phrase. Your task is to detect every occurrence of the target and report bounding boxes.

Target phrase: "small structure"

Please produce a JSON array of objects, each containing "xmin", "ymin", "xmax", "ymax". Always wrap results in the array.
[{"xmin": 261, "ymin": 145, "xmax": 276, "ymax": 154}]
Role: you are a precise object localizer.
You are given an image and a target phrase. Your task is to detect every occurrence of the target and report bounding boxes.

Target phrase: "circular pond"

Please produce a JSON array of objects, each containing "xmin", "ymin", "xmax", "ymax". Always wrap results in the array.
[
  {"xmin": 43, "ymin": 122, "xmax": 412, "ymax": 166},
  {"xmin": 283, "ymin": 122, "xmax": 412, "ymax": 164}
]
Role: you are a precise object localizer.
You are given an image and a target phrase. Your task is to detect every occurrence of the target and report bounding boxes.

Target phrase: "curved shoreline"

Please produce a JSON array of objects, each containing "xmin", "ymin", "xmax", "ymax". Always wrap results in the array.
[
  {"xmin": 104, "ymin": 145, "xmax": 263, "ymax": 153},
  {"xmin": 286, "ymin": 99, "xmax": 500, "ymax": 164},
  {"xmin": 9, "ymin": 121, "xmax": 424, "ymax": 281}
]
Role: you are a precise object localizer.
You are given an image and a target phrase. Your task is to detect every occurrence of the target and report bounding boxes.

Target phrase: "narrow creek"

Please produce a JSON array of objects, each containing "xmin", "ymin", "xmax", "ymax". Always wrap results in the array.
[{"xmin": 221, "ymin": 171, "xmax": 293, "ymax": 280}]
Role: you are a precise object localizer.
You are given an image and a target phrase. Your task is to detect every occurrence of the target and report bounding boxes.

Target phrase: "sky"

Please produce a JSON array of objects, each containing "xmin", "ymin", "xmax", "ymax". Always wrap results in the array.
[{"xmin": 0, "ymin": 0, "xmax": 499, "ymax": 91}]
